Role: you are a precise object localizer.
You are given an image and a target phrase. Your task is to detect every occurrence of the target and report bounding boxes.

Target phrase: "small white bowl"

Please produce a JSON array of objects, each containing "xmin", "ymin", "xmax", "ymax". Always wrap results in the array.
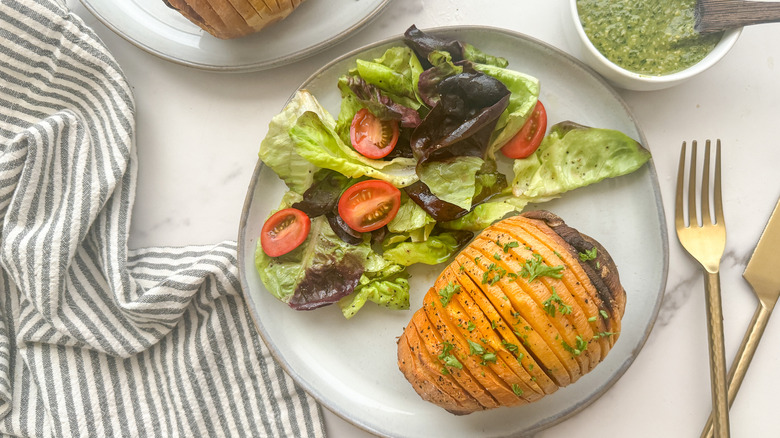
[{"xmin": 567, "ymin": 0, "xmax": 742, "ymax": 91}]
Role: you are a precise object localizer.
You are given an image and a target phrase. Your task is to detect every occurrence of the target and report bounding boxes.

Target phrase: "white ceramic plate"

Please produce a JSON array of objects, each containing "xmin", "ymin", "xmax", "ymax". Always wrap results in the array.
[
  {"xmin": 238, "ymin": 26, "xmax": 668, "ymax": 437},
  {"xmin": 78, "ymin": 0, "xmax": 392, "ymax": 72}
]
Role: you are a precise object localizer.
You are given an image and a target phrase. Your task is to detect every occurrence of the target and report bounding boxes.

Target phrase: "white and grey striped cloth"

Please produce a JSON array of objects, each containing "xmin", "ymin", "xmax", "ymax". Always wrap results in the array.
[{"xmin": 0, "ymin": 0, "xmax": 325, "ymax": 436}]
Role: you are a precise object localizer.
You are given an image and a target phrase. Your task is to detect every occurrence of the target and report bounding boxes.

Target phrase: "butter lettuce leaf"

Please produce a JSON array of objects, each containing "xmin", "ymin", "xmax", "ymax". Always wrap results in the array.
[
  {"xmin": 354, "ymin": 46, "xmax": 425, "ymax": 110},
  {"xmin": 382, "ymin": 230, "xmax": 472, "ymax": 266},
  {"xmin": 258, "ymin": 90, "xmax": 334, "ymax": 193},
  {"xmin": 290, "ymin": 111, "xmax": 418, "ymax": 187},
  {"xmin": 387, "ymin": 194, "xmax": 436, "ymax": 236},
  {"xmin": 511, "ymin": 121, "xmax": 651, "ymax": 201},
  {"xmin": 417, "ymin": 156, "xmax": 484, "ymax": 210},
  {"xmin": 439, "ymin": 199, "xmax": 526, "ymax": 231},
  {"xmin": 338, "ymin": 263, "xmax": 410, "ymax": 319}
]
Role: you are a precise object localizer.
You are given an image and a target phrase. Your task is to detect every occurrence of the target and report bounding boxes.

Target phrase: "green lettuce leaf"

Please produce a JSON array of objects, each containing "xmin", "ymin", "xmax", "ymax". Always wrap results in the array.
[
  {"xmin": 463, "ymin": 43, "xmax": 509, "ymax": 68},
  {"xmin": 354, "ymin": 46, "xmax": 425, "ymax": 109},
  {"xmin": 439, "ymin": 199, "xmax": 526, "ymax": 231},
  {"xmin": 417, "ymin": 156, "xmax": 484, "ymax": 210},
  {"xmin": 290, "ymin": 111, "xmax": 418, "ymax": 187},
  {"xmin": 387, "ymin": 194, "xmax": 436, "ymax": 236},
  {"xmin": 258, "ymin": 90, "xmax": 335, "ymax": 193},
  {"xmin": 511, "ymin": 121, "xmax": 652, "ymax": 201},
  {"xmin": 382, "ymin": 230, "xmax": 471, "ymax": 266},
  {"xmin": 338, "ymin": 263, "xmax": 410, "ymax": 319}
]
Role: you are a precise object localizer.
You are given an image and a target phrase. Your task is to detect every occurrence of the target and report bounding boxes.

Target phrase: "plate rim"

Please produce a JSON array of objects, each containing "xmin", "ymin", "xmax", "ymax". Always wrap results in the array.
[
  {"xmin": 77, "ymin": 0, "xmax": 393, "ymax": 72},
  {"xmin": 237, "ymin": 24, "xmax": 669, "ymax": 437}
]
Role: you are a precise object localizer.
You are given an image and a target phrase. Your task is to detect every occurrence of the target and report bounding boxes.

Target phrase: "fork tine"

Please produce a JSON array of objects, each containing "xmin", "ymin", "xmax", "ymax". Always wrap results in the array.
[
  {"xmin": 702, "ymin": 140, "xmax": 712, "ymax": 225},
  {"xmin": 714, "ymin": 139, "xmax": 724, "ymax": 226},
  {"xmin": 688, "ymin": 140, "xmax": 699, "ymax": 227},
  {"xmin": 676, "ymin": 141, "xmax": 687, "ymax": 229}
]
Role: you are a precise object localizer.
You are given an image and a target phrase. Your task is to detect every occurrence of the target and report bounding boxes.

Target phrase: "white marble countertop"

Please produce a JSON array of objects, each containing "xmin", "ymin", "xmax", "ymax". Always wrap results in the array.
[{"xmin": 66, "ymin": 0, "xmax": 780, "ymax": 436}]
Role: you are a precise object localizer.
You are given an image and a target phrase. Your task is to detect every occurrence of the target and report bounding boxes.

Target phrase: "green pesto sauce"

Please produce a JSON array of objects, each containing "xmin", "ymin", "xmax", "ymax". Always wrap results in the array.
[{"xmin": 577, "ymin": 0, "xmax": 724, "ymax": 75}]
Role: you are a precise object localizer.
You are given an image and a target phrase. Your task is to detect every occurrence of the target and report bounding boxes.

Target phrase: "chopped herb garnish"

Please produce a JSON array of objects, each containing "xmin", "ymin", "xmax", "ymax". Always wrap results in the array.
[
  {"xmin": 503, "ymin": 241, "xmax": 519, "ymax": 253},
  {"xmin": 520, "ymin": 253, "xmax": 565, "ymax": 282},
  {"xmin": 481, "ymin": 352, "xmax": 497, "ymax": 364},
  {"xmin": 468, "ymin": 340, "xmax": 485, "ymax": 355},
  {"xmin": 481, "ymin": 263, "xmax": 507, "ymax": 285},
  {"xmin": 553, "ymin": 250, "xmax": 563, "ymax": 259},
  {"xmin": 512, "ymin": 384, "xmax": 524, "ymax": 397},
  {"xmin": 439, "ymin": 281, "xmax": 461, "ymax": 306},
  {"xmin": 542, "ymin": 287, "xmax": 572, "ymax": 317},
  {"xmin": 467, "ymin": 340, "xmax": 497, "ymax": 365},
  {"xmin": 502, "ymin": 340, "xmax": 519, "ymax": 353},
  {"xmin": 561, "ymin": 340, "xmax": 579, "ymax": 356},
  {"xmin": 593, "ymin": 331, "xmax": 618, "ymax": 339},
  {"xmin": 562, "ymin": 336, "xmax": 588, "ymax": 356},
  {"xmin": 459, "ymin": 265, "xmax": 465, "ymax": 272},
  {"xmin": 588, "ymin": 316, "xmax": 598, "ymax": 322},
  {"xmin": 493, "ymin": 253, "xmax": 502, "ymax": 261},
  {"xmin": 579, "ymin": 247, "xmax": 598, "ymax": 262},
  {"xmin": 600, "ymin": 310, "xmax": 609, "ymax": 319},
  {"xmin": 576, "ymin": 335, "xmax": 588, "ymax": 351},
  {"xmin": 438, "ymin": 342, "xmax": 463, "ymax": 371},
  {"xmin": 467, "ymin": 321, "xmax": 476, "ymax": 332}
]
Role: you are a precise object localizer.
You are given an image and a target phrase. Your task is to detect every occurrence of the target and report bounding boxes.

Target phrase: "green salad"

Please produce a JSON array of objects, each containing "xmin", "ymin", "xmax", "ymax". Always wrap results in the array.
[{"xmin": 255, "ymin": 25, "xmax": 651, "ymax": 319}]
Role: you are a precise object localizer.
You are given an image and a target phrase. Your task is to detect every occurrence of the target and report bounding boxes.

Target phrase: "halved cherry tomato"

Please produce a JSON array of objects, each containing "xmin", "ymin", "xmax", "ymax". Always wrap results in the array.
[
  {"xmin": 337, "ymin": 180, "xmax": 401, "ymax": 232},
  {"xmin": 260, "ymin": 208, "xmax": 311, "ymax": 257},
  {"xmin": 349, "ymin": 108, "xmax": 399, "ymax": 159},
  {"xmin": 501, "ymin": 100, "xmax": 547, "ymax": 159}
]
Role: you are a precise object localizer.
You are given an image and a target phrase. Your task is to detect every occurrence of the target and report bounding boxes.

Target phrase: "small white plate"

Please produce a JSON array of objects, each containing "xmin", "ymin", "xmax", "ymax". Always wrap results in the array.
[
  {"xmin": 238, "ymin": 26, "xmax": 668, "ymax": 437},
  {"xmin": 79, "ymin": 0, "xmax": 392, "ymax": 72}
]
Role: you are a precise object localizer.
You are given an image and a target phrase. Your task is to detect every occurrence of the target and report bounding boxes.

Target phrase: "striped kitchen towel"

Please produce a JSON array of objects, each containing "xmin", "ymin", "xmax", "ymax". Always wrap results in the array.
[{"xmin": 0, "ymin": 0, "xmax": 325, "ymax": 436}]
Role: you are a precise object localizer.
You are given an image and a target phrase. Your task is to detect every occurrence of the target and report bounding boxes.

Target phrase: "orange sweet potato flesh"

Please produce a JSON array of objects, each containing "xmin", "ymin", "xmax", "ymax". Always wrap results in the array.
[{"xmin": 397, "ymin": 210, "xmax": 626, "ymax": 414}]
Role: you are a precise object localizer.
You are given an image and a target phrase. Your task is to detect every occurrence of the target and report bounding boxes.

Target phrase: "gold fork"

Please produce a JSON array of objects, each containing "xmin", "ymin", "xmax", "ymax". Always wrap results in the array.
[
  {"xmin": 700, "ymin": 197, "xmax": 780, "ymax": 438},
  {"xmin": 675, "ymin": 139, "xmax": 730, "ymax": 438}
]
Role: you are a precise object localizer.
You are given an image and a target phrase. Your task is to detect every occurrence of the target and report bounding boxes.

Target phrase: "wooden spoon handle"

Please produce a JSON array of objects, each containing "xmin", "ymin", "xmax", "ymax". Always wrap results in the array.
[{"xmin": 697, "ymin": 0, "xmax": 780, "ymax": 33}]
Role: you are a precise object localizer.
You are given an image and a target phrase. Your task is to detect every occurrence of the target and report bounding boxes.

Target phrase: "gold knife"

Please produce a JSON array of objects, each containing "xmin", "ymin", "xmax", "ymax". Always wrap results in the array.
[{"xmin": 701, "ymin": 195, "xmax": 780, "ymax": 438}]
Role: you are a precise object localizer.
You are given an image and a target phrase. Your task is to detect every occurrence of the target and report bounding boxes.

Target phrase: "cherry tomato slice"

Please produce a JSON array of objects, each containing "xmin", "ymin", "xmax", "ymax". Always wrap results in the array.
[
  {"xmin": 349, "ymin": 108, "xmax": 399, "ymax": 159},
  {"xmin": 337, "ymin": 180, "xmax": 401, "ymax": 233},
  {"xmin": 501, "ymin": 100, "xmax": 547, "ymax": 159},
  {"xmin": 260, "ymin": 208, "xmax": 311, "ymax": 257}
]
